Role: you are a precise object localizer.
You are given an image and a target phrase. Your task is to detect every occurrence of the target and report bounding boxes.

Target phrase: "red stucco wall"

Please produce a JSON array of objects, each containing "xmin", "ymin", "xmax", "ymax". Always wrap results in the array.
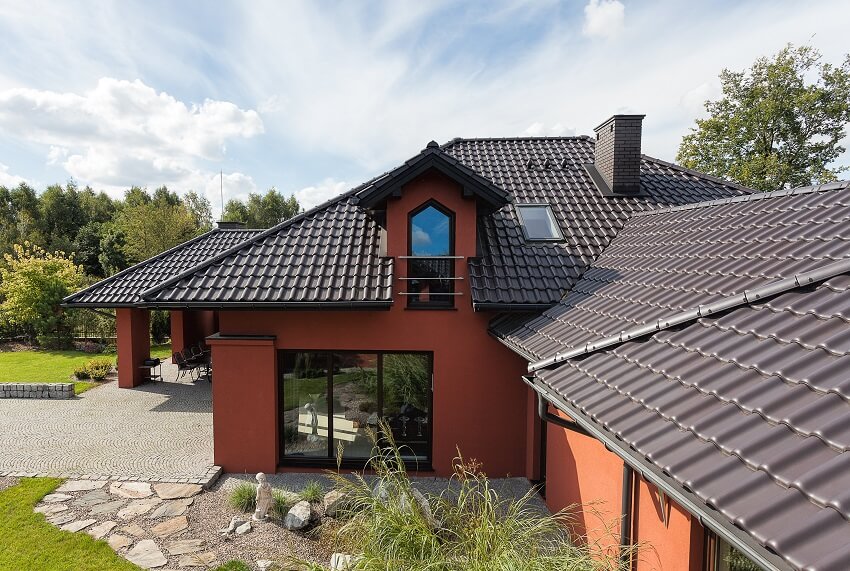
[
  {"xmin": 544, "ymin": 407, "xmax": 704, "ymax": 570},
  {"xmin": 116, "ymin": 308, "xmax": 150, "ymax": 388},
  {"xmin": 170, "ymin": 309, "xmax": 216, "ymax": 357},
  {"xmin": 207, "ymin": 336, "xmax": 278, "ymax": 473},
  {"xmin": 211, "ymin": 171, "xmax": 532, "ymax": 477}
]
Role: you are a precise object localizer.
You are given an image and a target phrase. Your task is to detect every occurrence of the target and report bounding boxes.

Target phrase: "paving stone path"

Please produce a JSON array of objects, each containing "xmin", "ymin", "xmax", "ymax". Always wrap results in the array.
[
  {"xmin": 39, "ymin": 478, "xmax": 208, "ymax": 569},
  {"xmin": 0, "ymin": 378, "xmax": 214, "ymax": 480}
]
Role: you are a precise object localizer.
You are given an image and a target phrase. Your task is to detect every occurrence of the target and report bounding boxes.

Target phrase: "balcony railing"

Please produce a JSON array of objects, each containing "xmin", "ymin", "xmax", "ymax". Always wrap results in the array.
[{"xmin": 398, "ymin": 256, "xmax": 463, "ymax": 306}]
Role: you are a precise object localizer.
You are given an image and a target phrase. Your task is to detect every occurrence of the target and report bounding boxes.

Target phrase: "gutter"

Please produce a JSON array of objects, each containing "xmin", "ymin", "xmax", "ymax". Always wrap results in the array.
[
  {"xmin": 523, "ymin": 376, "xmax": 790, "ymax": 571},
  {"xmin": 528, "ymin": 257, "xmax": 850, "ymax": 373}
]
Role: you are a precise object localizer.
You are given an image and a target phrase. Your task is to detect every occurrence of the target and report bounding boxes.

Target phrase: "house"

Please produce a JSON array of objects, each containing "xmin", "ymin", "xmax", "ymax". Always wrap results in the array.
[{"xmin": 65, "ymin": 114, "xmax": 850, "ymax": 570}]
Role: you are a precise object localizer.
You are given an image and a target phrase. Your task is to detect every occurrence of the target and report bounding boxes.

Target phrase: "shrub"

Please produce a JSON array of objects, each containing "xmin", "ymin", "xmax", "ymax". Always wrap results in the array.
[
  {"xmin": 229, "ymin": 482, "xmax": 256, "ymax": 512},
  {"xmin": 311, "ymin": 422, "xmax": 632, "ymax": 571},
  {"xmin": 73, "ymin": 365, "xmax": 90, "ymax": 380},
  {"xmin": 270, "ymin": 489, "xmax": 297, "ymax": 520},
  {"xmin": 84, "ymin": 358, "xmax": 113, "ymax": 381},
  {"xmin": 300, "ymin": 480, "xmax": 324, "ymax": 503},
  {"xmin": 74, "ymin": 341, "xmax": 105, "ymax": 354},
  {"xmin": 213, "ymin": 562, "xmax": 252, "ymax": 571},
  {"xmin": 35, "ymin": 334, "xmax": 73, "ymax": 350}
]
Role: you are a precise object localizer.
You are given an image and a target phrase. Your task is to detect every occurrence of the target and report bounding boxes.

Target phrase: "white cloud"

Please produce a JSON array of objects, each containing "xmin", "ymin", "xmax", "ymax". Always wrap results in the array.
[
  {"xmin": 0, "ymin": 163, "xmax": 26, "ymax": 187},
  {"xmin": 0, "ymin": 78, "xmax": 263, "ymax": 197},
  {"xmin": 293, "ymin": 178, "xmax": 349, "ymax": 210},
  {"xmin": 582, "ymin": 0, "xmax": 625, "ymax": 39},
  {"xmin": 524, "ymin": 122, "xmax": 577, "ymax": 137}
]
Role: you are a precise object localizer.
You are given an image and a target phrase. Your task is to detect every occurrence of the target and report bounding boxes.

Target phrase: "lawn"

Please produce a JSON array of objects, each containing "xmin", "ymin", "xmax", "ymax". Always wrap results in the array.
[
  {"xmin": 0, "ymin": 344, "xmax": 172, "ymax": 394},
  {"xmin": 0, "ymin": 478, "xmax": 141, "ymax": 571}
]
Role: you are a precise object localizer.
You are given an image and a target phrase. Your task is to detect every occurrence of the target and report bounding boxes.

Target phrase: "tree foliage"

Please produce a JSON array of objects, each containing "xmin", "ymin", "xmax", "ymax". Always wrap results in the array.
[
  {"xmin": 0, "ymin": 242, "xmax": 84, "ymax": 335},
  {"xmin": 222, "ymin": 188, "xmax": 301, "ymax": 228},
  {"xmin": 677, "ymin": 44, "xmax": 850, "ymax": 191}
]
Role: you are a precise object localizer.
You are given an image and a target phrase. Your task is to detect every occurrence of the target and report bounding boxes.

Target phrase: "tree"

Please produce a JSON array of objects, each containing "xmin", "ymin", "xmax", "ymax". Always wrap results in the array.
[
  {"xmin": 183, "ymin": 191, "xmax": 213, "ymax": 232},
  {"xmin": 0, "ymin": 242, "xmax": 84, "ymax": 336},
  {"xmin": 97, "ymin": 224, "xmax": 129, "ymax": 275},
  {"xmin": 72, "ymin": 221, "xmax": 105, "ymax": 277},
  {"xmin": 38, "ymin": 182, "xmax": 87, "ymax": 253},
  {"xmin": 222, "ymin": 188, "xmax": 301, "ymax": 228},
  {"xmin": 677, "ymin": 44, "xmax": 850, "ymax": 191},
  {"xmin": 115, "ymin": 200, "xmax": 200, "ymax": 263}
]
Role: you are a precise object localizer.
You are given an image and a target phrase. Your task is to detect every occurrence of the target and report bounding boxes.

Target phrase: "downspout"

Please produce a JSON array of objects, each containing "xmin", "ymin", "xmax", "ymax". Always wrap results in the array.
[
  {"xmin": 621, "ymin": 464, "xmax": 634, "ymax": 568},
  {"xmin": 536, "ymin": 390, "xmax": 591, "ymax": 437},
  {"xmin": 535, "ymin": 390, "xmax": 633, "ymax": 566}
]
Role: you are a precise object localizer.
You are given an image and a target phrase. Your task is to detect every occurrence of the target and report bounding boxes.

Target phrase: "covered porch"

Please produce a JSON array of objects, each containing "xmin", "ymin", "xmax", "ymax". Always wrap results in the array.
[{"xmin": 116, "ymin": 308, "xmax": 217, "ymax": 388}]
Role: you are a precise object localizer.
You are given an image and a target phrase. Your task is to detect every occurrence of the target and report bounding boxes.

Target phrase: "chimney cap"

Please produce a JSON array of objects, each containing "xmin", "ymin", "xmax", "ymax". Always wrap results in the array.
[
  {"xmin": 216, "ymin": 220, "xmax": 247, "ymax": 230},
  {"xmin": 593, "ymin": 114, "xmax": 646, "ymax": 132}
]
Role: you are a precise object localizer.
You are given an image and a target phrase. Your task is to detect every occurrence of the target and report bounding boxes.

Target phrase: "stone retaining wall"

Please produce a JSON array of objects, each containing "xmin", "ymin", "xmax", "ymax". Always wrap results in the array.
[{"xmin": 0, "ymin": 382, "xmax": 74, "ymax": 399}]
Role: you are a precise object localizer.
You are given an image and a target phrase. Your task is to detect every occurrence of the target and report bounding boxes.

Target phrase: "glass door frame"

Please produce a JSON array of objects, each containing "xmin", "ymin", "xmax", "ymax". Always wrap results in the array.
[{"xmin": 278, "ymin": 349, "xmax": 434, "ymax": 471}]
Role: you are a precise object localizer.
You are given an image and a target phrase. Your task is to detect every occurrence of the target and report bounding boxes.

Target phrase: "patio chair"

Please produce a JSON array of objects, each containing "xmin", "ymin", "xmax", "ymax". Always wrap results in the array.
[{"xmin": 173, "ymin": 351, "xmax": 199, "ymax": 381}]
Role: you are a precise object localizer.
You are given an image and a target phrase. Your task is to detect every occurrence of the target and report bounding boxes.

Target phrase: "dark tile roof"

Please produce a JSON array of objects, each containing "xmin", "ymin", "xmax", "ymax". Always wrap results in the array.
[
  {"xmin": 72, "ymin": 137, "xmax": 747, "ymax": 309},
  {"xmin": 62, "ymin": 228, "xmax": 261, "ymax": 307},
  {"xmin": 493, "ymin": 181, "xmax": 850, "ymax": 360},
  {"xmin": 504, "ymin": 180, "xmax": 850, "ymax": 570},
  {"xmin": 532, "ymin": 267, "xmax": 850, "ymax": 571},
  {"xmin": 141, "ymin": 193, "xmax": 394, "ymax": 307},
  {"xmin": 441, "ymin": 137, "xmax": 749, "ymax": 308}
]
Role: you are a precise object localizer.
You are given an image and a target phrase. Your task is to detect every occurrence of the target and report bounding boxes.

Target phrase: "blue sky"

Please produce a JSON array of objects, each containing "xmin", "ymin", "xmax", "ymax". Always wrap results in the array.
[{"xmin": 0, "ymin": 0, "xmax": 848, "ymax": 216}]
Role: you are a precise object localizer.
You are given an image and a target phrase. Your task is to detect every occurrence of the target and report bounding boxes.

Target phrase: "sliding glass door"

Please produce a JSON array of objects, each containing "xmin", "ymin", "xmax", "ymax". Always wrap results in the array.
[{"xmin": 279, "ymin": 351, "xmax": 432, "ymax": 466}]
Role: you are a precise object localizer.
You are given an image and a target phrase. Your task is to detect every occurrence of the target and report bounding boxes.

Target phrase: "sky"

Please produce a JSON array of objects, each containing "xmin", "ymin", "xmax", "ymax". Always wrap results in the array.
[{"xmin": 0, "ymin": 0, "xmax": 848, "ymax": 217}]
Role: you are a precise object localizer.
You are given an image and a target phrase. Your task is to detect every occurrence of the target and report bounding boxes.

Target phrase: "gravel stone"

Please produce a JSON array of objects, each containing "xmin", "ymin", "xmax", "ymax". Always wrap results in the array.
[
  {"xmin": 61, "ymin": 518, "xmax": 97, "ymax": 532},
  {"xmin": 126, "ymin": 539, "xmax": 168, "ymax": 569},
  {"xmin": 107, "ymin": 534, "xmax": 133, "ymax": 551},
  {"xmin": 87, "ymin": 520, "xmax": 118, "ymax": 539}
]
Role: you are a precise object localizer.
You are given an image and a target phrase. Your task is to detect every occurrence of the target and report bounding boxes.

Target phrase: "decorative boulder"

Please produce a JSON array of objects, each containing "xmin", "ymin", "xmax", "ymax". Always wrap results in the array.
[
  {"xmin": 323, "ymin": 489, "xmax": 349, "ymax": 518},
  {"xmin": 373, "ymin": 478, "xmax": 438, "ymax": 529},
  {"xmin": 330, "ymin": 553, "xmax": 363, "ymax": 570},
  {"xmin": 284, "ymin": 500, "xmax": 313, "ymax": 531}
]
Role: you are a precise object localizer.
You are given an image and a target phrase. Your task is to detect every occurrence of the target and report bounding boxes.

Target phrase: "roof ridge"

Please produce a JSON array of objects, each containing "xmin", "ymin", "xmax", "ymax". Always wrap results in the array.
[
  {"xmin": 632, "ymin": 180, "xmax": 850, "ymax": 219},
  {"xmin": 527, "ymin": 256, "xmax": 850, "ymax": 372},
  {"xmin": 441, "ymin": 135, "xmax": 593, "ymax": 148},
  {"xmin": 639, "ymin": 155, "xmax": 753, "ymax": 193},
  {"xmin": 138, "ymin": 169, "xmax": 397, "ymax": 301},
  {"xmin": 63, "ymin": 228, "xmax": 224, "ymax": 304}
]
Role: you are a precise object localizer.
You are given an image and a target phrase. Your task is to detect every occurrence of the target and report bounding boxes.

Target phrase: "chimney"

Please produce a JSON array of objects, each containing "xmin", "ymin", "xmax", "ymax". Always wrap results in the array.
[
  {"xmin": 587, "ymin": 114, "xmax": 645, "ymax": 195},
  {"xmin": 216, "ymin": 220, "xmax": 247, "ymax": 230}
]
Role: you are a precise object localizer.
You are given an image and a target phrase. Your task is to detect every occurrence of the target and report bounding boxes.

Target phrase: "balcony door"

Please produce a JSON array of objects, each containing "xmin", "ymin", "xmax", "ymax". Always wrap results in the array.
[{"xmin": 279, "ymin": 351, "xmax": 432, "ymax": 467}]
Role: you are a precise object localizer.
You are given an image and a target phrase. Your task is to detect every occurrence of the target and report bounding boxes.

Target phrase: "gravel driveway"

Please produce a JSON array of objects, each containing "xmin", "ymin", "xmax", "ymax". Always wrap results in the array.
[{"xmin": 0, "ymin": 379, "xmax": 213, "ymax": 480}]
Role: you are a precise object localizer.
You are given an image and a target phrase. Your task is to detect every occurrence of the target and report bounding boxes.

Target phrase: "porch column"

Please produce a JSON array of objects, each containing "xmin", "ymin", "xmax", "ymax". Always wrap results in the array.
[
  {"xmin": 116, "ymin": 308, "xmax": 150, "ymax": 388},
  {"xmin": 206, "ymin": 334, "xmax": 278, "ymax": 473},
  {"xmin": 170, "ymin": 310, "xmax": 186, "ymax": 358}
]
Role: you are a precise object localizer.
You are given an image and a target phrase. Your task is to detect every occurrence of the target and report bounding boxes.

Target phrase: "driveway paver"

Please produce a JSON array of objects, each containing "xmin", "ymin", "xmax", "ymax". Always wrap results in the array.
[{"xmin": 0, "ymin": 378, "xmax": 213, "ymax": 479}]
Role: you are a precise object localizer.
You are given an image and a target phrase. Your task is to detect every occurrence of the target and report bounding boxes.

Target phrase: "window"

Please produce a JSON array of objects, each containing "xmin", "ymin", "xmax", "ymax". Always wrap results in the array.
[
  {"xmin": 407, "ymin": 201, "xmax": 455, "ymax": 308},
  {"xmin": 280, "ymin": 351, "xmax": 432, "ymax": 466},
  {"xmin": 704, "ymin": 532, "xmax": 760, "ymax": 571},
  {"xmin": 516, "ymin": 204, "xmax": 563, "ymax": 241}
]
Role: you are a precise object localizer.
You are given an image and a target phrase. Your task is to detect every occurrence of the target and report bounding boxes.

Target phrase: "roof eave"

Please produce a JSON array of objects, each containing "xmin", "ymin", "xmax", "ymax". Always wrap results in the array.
[
  {"xmin": 136, "ymin": 300, "xmax": 394, "ymax": 311},
  {"xmin": 523, "ymin": 375, "xmax": 792, "ymax": 571}
]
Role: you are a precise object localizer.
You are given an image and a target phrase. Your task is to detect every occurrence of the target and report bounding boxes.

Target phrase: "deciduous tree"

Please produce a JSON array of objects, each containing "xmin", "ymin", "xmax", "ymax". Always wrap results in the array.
[{"xmin": 677, "ymin": 44, "xmax": 850, "ymax": 191}]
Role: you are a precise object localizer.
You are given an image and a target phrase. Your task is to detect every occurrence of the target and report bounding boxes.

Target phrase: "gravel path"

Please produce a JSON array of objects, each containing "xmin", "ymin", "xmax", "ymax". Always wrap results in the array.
[{"xmin": 0, "ymin": 376, "xmax": 213, "ymax": 479}]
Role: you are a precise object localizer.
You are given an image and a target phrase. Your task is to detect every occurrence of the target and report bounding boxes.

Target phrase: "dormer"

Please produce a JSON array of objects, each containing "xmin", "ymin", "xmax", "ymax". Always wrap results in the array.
[{"xmin": 356, "ymin": 141, "xmax": 509, "ymax": 309}]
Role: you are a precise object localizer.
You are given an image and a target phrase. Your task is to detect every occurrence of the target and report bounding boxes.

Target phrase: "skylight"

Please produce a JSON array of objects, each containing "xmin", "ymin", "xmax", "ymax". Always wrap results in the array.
[{"xmin": 516, "ymin": 204, "xmax": 563, "ymax": 241}]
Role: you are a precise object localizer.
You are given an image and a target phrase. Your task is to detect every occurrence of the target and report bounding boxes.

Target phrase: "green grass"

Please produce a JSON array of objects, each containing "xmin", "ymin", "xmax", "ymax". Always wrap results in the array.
[
  {"xmin": 0, "ymin": 478, "xmax": 141, "ymax": 571},
  {"xmin": 282, "ymin": 372, "xmax": 363, "ymax": 410},
  {"xmin": 0, "ymin": 344, "xmax": 171, "ymax": 394},
  {"xmin": 300, "ymin": 480, "xmax": 324, "ymax": 503}
]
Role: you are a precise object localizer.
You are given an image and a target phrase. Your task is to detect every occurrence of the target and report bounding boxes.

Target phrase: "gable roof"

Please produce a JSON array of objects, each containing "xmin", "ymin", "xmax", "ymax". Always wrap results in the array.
[
  {"xmin": 505, "ymin": 181, "xmax": 850, "ymax": 571},
  {"xmin": 355, "ymin": 140, "xmax": 510, "ymax": 210},
  {"xmin": 441, "ymin": 137, "xmax": 749, "ymax": 308},
  {"xmin": 62, "ymin": 228, "xmax": 261, "ymax": 307}
]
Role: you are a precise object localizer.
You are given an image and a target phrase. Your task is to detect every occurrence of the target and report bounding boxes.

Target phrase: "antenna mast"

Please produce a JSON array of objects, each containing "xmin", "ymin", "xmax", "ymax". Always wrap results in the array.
[{"xmin": 220, "ymin": 170, "xmax": 224, "ymax": 216}]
